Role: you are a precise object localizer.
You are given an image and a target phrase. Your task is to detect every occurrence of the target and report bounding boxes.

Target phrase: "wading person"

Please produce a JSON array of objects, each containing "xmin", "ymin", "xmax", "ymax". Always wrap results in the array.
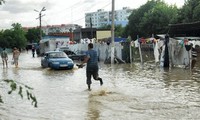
[
  {"xmin": 12, "ymin": 47, "xmax": 20, "ymax": 68},
  {"xmin": 32, "ymin": 45, "xmax": 35, "ymax": 58},
  {"xmin": 1, "ymin": 48, "xmax": 8, "ymax": 68},
  {"xmin": 80, "ymin": 43, "xmax": 103, "ymax": 91}
]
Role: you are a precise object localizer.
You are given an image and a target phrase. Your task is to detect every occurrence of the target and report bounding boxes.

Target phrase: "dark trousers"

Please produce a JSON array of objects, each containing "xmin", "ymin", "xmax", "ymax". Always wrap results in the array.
[{"xmin": 86, "ymin": 66, "xmax": 99, "ymax": 85}]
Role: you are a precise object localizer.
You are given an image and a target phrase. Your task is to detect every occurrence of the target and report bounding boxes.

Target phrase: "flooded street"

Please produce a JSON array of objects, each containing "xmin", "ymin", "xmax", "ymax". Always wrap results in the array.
[{"xmin": 0, "ymin": 51, "xmax": 200, "ymax": 120}]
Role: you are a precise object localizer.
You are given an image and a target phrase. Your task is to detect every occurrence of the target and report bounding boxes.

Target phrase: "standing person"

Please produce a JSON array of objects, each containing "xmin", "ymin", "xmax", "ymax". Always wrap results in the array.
[
  {"xmin": 1, "ymin": 48, "xmax": 8, "ymax": 68},
  {"xmin": 80, "ymin": 43, "xmax": 103, "ymax": 91},
  {"xmin": 32, "ymin": 45, "xmax": 35, "ymax": 57},
  {"xmin": 191, "ymin": 44, "xmax": 198, "ymax": 69},
  {"xmin": 12, "ymin": 47, "xmax": 20, "ymax": 68},
  {"xmin": 26, "ymin": 46, "xmax": 29, "ymax": 53}
]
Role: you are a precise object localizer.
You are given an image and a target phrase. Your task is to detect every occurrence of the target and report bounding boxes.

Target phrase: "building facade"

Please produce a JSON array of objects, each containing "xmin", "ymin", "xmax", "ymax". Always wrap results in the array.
[
  {"xmin": 23, "ymin": 24, "xmax": 82, "ymax": 36},
  {"xmin": 41, "ymin": 24, "xmax": 82, "ymax": 35},
  {"xmin": 85, "ymin": 7, "xmax": 132, "ymax": 28}
]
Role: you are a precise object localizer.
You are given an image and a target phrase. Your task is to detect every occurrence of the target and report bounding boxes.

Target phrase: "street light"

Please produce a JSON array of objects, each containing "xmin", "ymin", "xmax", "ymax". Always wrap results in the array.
[{"xmin": 34, "ymin": 7, "xmax": 46, "ymax": 41}]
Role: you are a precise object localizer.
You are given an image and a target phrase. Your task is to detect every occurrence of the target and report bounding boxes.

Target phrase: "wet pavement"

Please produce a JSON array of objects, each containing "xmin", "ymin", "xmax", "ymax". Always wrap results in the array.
[{"xmin": 0, "ymin": 51, "xmax": 200, "ymax": 120}]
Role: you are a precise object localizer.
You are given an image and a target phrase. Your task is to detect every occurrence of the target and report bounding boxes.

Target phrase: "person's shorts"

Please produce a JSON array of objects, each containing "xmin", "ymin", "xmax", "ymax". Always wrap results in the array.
[
  {"xmin": 1, "ymin": 58, "xmax": 7, "ymax": 61},
  {"xmin": 86, "ymin": 66, "xmax": 99, "ymax": 84},
  {"xmin": 14, "ymin": 58, "xmax": 19, "ymax": 63}
]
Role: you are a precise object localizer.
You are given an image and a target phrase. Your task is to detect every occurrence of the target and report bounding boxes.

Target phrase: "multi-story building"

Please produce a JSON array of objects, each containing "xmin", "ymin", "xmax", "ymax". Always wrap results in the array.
[
  {"xmin": 85, "ymin": 7, "xmax": 132, "ymax": 28},
  {"xmin": 23, "ymin": 24, "xmax": 82, "ymax": 41},
  {"xmin": 23, "ymin": 24, "xmax": 82, "ymax": 35},
  {"xmin": 41, "ymin": 24, "xmax": 82, "ymax": 35}
]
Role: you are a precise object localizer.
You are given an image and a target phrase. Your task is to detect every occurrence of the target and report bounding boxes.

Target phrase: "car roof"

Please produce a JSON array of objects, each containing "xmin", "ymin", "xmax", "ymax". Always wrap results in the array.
[
  {"xmin": 59, "ymin": 46, "xmax": 69, "ymax": 49},
  {"xmin": 46, "ymin": 51, "xmax": 64, "ymax": 54}
]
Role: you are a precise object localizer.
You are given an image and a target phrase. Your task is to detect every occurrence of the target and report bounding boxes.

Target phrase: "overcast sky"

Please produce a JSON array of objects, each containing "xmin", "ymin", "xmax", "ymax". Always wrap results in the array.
[{"xmin": 0, "ymin": 0, "xmax": 185, "ymax": 29}]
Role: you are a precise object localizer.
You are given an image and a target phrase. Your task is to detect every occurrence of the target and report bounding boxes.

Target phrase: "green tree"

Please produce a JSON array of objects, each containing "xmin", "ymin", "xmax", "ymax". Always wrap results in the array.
[
  {"xmin": 25, "ymin": 27, "xmax": 41, "ymax": 43},
  {"xmin": 125, "ymin": 0, "xmax": 179, "ymax": 39},
  {"xmin": 1, "ymin": 29, "xmax": 15, "ymax": 48},
  {"xmin": 139, "ymin": 2, "xmax": 178, "ymax": 36},
  {"xmin": 178, "ymin": 0, "xmax": 200, "ymax": 23},
  {"xmin": 125, "ymin": 0, "xmax": 158, "ymax": 39},
  {"xmin": 115, "ymin": 25, "xmax": 125, "ymax": 37},
  {"xmin": 0, "ymin": 30, "xmax": 10, "ymax": 48},
  {"xmin": 11, "ymin": 23, "xmax": 27, "ymax": 48},
  {"xmin": 99, "ymin": 24, "xmax": 125, "ymax": 37},
  {"xmin": 0, "ymin": 23, "xmax": 27, "ymax": 48}
]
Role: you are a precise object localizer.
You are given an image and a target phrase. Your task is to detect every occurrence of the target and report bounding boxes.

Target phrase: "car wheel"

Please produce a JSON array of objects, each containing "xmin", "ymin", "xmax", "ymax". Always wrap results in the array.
[
  {"xmin": 48, "ymin": 63, "xmax": 51, "ymax": 68},
  {"xmin": 41, "ymin": 63, "xmax": 45, "ymax": 68}
]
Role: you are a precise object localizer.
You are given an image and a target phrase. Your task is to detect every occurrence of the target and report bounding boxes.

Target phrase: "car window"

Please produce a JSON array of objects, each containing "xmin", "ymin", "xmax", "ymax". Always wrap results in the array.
[
  {"xmin": 59, "ymin": 47, "xmax": 69, "ymax": 51},
  {"xmin": 49, "ymin": 52, "xmax": 67, "ymax": 58},
  {"xmin": 62, "ymin": 50, "xmax": 75, "ymax": 55}
]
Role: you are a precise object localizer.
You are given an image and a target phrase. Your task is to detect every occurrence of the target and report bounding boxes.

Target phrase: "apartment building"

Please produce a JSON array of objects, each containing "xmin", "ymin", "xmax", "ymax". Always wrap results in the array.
[
  {"xmin": 85, "ymin": 7, "xmax": 132, "ymax": 28},
  {"xmin": 41, "ymin": 24, "xmax": 82, "ymax": 35}
]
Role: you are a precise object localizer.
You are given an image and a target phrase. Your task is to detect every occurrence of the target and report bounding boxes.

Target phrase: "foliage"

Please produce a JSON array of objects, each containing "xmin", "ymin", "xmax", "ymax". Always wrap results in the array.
[
  {"xmin": 25, "ymin": 27, "xmax": 41, "ymax": 43},
  {"xmin": 0, "ymin": 23, "xmax": 27, "ymax": 48},
  {"xmin": 139, "ymin": 2, "xmax": 178, "ymax": 36},
  {"xmin": 115, "ymin": 25, "xmax": 125, "ymax": 38},
  {"xmin": 0, "ymin": 79, "xmax": 38, "ymax": 107},
  {"xmin": 11, "ymin": 23, "xmax": 27, "ymax": 48},
  {"xmin": 99, "ymin": 24, "xmax": 125, "ymax": 37},
  {"xmin": 125, "ymin": 0, "xmax": 178, "ymax": 39},
  {"xmin": 178, "ymin": 0, "xmax": 200, "ymax": 23},
  {"xmin": 0, "ymin": 31, "xmax": 9, "ymax": 48},
  {"xmin": 125, "ymin": 0, "xmax": 158, "ymax": 39}
]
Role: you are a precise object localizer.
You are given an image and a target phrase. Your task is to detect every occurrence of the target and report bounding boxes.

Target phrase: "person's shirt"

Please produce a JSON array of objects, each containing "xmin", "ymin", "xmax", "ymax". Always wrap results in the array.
[
  {"xmin": 86, "ymin": 49, "xmax": 98, "ymax": 67},
  {"xmin": 13, "ymin": 50, "xmax": 20, "ymax": 59},
  {"xmin": 1, "ymin": 50, "xmax": 8, "ymax": 58},
  {"xmin": 32, "ymin": 48, "xmax": 35, "ymax": 52}
]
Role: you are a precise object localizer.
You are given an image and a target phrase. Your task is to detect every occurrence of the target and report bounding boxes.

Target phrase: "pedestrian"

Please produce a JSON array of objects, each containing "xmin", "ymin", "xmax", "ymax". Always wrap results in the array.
[
  {"xmin": 12, "ymin": 47, "xmax": 20, "ymax": 68},
  {"xmin": 1, "ymin": 48, "xmax": 8, "ymax": 68},
  {"xmin": 32, "ymin": 45, "xmax": 35, "ymax": 57},
  {"xmin": 191, "ymin": 44, "xmax": 198, "ymax": 69},
  {"xmin": 26, "ymin": 46, "xmax": 29, "ymax": 53},
  {"xmin": 79, "ymin": 43, "xmax": 103, "ymax": 91}
]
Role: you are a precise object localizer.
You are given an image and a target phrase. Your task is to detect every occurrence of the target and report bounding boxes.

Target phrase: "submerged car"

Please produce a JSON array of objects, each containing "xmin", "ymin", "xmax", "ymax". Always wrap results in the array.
[
  {"xmin": 67, "ymin": 50, "xmax": 86, "ymax": 61},
  {"xmin": 41, "ymin": 51, "xmax": 74, "ymax": 70},
  {"xmin": 58, "ymin": 47, "xmax": 86, "ymax": 61}
]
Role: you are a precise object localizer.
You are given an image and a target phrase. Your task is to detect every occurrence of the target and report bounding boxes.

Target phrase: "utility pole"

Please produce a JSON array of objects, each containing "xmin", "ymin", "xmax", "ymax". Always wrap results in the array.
[
  {"xmin": 111, "ymin": 0, "xmax": 115, "ymax": 64},
  {"xmin": 34, "ymin": 7, "xmax": 46, "ymax": 41},
  {"xmin": 90, "ymin": 17, "xmax": 93, "ymax": 39}
]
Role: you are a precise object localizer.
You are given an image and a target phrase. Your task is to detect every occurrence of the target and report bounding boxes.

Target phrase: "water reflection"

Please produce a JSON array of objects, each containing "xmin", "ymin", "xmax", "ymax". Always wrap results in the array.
[
  {"xmin": 0, "ymin": 52, "xmax": 200, "ymax": 119},
  {"xmin": 87, "ymin": 94, "xmax": 100, "ymax": 120}
]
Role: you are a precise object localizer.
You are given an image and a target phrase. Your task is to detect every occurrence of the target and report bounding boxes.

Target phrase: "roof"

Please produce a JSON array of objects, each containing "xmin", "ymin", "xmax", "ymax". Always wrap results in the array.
[{"xmin": 168, "ymin": 21, "xmax": 200, "ymax": 37}]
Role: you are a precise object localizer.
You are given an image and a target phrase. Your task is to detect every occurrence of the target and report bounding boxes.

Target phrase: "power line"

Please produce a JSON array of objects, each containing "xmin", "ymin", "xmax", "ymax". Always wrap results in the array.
[
  {"xmin": 69, "ymin": 2, "xmax": 112, "ymax": 24},
  {"xmin": 41, "ymin": 1, "xmax": 112, "ymax": 26}
]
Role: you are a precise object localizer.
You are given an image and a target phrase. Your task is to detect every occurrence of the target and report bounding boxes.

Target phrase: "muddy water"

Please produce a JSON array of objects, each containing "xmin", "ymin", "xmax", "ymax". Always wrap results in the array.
[{"xmin": 0, "ymin": 52, "xmax": 200, "ymax": 120}]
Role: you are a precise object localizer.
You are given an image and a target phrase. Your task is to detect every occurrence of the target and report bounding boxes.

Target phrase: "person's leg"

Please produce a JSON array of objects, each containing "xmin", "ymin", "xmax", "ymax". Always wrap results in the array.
[
  {"xmin": 86, "ymin": 70, "xmax": 92, "ymax": 90},
  {"xmin": 14, "ymin": 58, "xmax": 18, "ymax": 68},
  {"xmin": 5, "ymin": 59, "xmax": 8, "ymax": 67},
  {"xmin": 93, "ymin": 70, "xmax": 103, "ymax": 86},
  {"xmin": 2, "ymin": 59, "xmax": 5, "ymax": 67}
]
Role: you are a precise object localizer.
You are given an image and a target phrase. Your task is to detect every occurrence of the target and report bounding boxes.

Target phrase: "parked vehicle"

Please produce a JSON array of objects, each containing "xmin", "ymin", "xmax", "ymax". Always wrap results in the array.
[
  {"xmin": 58, "ymin": 47, "xmax": 86, "ymax": 61},
  {"xmin": 67, "ymin": 50, "xmax": 86, "ymax": 61},
  {"xmin": 41, "ymin": 51, "xmax": 74, "ymax": 70}
]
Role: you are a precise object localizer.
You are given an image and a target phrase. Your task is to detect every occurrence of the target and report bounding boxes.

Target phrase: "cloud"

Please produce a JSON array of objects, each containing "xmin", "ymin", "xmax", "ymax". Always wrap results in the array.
[
  {"xmin": 0, "ymin": 0, "xmax": 185, "ymax": 29},
  {"xmin": 0, "ymin": 0, "xmax": 54, "ymax": 14}
]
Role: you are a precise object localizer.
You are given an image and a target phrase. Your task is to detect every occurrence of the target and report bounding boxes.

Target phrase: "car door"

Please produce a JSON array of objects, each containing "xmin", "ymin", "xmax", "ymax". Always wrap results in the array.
[{"xmin": 42, "ymin": 53, "xmax": 50, "ymax": 67}]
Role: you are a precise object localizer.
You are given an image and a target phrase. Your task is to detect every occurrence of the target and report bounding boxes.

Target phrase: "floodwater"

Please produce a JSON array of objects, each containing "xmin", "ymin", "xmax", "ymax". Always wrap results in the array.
[{"xmin": 0, "ymin": 51, "xmax": 200, "ymax": 120}]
